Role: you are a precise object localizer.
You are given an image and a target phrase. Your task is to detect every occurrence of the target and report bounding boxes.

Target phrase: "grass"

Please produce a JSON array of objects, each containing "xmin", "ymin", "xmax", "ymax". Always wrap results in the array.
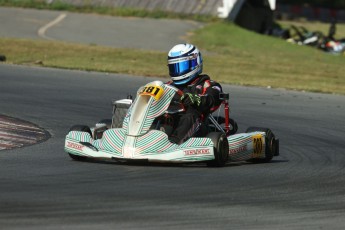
[
  {"xmin": 191, "ymin": 22, "xmax": 345, "ymax": 94},
  {"xmin": 0, "ymin": 2, "xmax": 344, "ymax": 94},
  {"xmin": 0, "ymin": 38, "xmax": 167, "ymax": 77},
  {"xmin": 278, "ymin": 20, "xmax": 345, "ymax": 39},
  {"xmin": 1, "ymin": 21, "xmax": 344, "ymax": 95}
]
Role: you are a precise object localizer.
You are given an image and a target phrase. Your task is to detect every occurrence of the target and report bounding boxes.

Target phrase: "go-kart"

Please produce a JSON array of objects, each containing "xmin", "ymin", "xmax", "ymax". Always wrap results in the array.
[{"xmin": 64, "ymin": 80, "xmax": 279, "ymax": 166}]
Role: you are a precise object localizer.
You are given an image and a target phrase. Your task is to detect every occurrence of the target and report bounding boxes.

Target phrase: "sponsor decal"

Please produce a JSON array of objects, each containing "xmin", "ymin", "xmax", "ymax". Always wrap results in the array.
[
  {"xmin": 67, "ymin": 141, "xmax": 84, "ymax": 151},
  {"xmin": 229, "ymin": 146, "xmax": 247, "ymax": 155},
  {"xmin": 252, "ymin": 134, "xmax": 264, "ymax": 157},
  {"xmin": 184, "ymin": 148, "xmax": 210, "ymax": 156}
]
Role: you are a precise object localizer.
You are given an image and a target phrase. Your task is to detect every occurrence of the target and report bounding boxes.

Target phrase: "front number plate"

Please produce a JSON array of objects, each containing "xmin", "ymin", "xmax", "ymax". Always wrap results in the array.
[{"xmin": 139, "ymin": 85, "xmax": 164, "ymax": 100}]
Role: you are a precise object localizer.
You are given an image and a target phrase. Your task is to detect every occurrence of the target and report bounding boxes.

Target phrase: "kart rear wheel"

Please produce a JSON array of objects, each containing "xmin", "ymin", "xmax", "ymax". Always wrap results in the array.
[
  {"xmin": 228, "ymin": 118, "xmax": 238, "ymax": 135},
  {"xmin": 67, "ymin": 125, "xmax": 92, "ymax": 161},
  {"xmin": 246, "ymin": 127, "xmax": 277, "ymax": 163},
  {"xmin": 206, "ymin": 132, "xmax": 229, "ymax": 167}
]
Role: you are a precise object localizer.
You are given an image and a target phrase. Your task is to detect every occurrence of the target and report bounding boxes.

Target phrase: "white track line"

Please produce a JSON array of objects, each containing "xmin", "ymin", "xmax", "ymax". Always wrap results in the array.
[{"xmin": 38, "ymin": 13, "xmax": 67, "ymax": 40}]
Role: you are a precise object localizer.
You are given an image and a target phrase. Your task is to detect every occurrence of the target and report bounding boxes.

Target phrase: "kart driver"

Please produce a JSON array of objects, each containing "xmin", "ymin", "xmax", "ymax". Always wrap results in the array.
[{"xmin": 166, "ymin": 43, "xmax": 223, "ymax": 144}]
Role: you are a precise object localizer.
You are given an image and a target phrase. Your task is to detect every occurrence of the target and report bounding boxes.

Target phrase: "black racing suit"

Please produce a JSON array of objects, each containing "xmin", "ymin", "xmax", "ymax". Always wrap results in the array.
[{"xmin": 168, "ymin": 74, "xmax": 223, "ymax": 144}]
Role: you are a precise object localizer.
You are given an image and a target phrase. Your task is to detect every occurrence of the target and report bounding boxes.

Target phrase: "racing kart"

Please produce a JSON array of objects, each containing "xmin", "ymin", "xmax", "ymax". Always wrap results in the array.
[{"xmin": 65, "ymin": 80, "xmax": 279, "ymax": 166}]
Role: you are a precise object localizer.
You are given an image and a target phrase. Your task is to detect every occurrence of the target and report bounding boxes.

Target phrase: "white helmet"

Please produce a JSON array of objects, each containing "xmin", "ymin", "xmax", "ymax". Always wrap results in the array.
[{"xmin": 167, "ymin": 43, "xmax": 203, "ymax": 85}]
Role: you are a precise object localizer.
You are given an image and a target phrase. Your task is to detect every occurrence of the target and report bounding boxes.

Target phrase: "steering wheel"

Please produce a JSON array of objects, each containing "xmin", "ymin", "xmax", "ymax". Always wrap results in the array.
[{"xmin": 165, "ymin": 85, "xmax": 185, "ymax": 114}]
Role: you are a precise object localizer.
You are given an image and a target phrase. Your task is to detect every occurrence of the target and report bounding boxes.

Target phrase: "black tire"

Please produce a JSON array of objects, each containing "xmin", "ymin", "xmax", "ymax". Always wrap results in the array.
[
  {"xmin": 246, "ymin": 127, "xmax": 276, "ymax": 163},
  {"xmin": 208, "ymin": 117, "xmax": 238, "ymax": 135},
  {"xmin": 67, "ymin": 125, "xmax": 92, "ymax": 161},
  {"xmin": 97, "ymin": 119, "xmax": 112, "ymax": 128},
  {"xmin": 69, "ymin": 125, "xmax": 92, "ymax": 135},
  {"xmin": 228, "ymin": 118, "xmax": 238, "ymax": 135},
  {"xmin": 206, "ymin": 132, "xmax": 229, "ymax": 167}
]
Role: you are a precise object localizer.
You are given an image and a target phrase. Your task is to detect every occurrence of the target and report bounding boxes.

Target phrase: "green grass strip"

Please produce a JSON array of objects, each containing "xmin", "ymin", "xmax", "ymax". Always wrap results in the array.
[{"xmin": 1, "ymin": 34, "xmax": 345, "ymax": 95}]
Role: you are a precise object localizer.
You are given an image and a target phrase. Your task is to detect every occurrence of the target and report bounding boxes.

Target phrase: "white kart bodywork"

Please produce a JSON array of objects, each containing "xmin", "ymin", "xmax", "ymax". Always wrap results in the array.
[{"xmin": 65, "ymin": 81, "xmax": 269, "ymax": 163}]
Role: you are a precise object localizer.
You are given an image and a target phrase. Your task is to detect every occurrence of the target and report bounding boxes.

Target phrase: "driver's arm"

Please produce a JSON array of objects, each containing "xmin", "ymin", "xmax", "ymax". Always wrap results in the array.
[
  {"xmin": 180, "ymin": 80, "xmax": 223, "ymax": 114},
  {"xmin": 199, "ymin": 81, "xmax": 222, "ymax": 113}
]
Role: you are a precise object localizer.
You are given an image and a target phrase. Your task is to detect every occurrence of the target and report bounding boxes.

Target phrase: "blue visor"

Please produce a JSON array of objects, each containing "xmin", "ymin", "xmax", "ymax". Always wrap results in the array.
[{"xmin": 168, "ymin": 59, "xmax": 198, "ymax": 77}]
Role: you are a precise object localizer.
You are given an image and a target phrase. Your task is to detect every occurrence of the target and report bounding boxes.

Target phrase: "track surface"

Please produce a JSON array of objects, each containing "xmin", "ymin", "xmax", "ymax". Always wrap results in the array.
[
  {"xmin": 1, "ymin": 64, "xmax": 345, "ymax": 229},
  {"xmin": 1, "ymin": 6, "xmax": 345, "ymax": 229},
  {"xmin": 0, "ymin": 7, "xmax": 201, "ymax": 51}
]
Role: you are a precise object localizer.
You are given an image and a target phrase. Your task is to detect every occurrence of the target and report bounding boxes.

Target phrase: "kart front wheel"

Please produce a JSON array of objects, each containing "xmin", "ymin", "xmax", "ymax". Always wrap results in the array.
[
  {"xmin": 97, "ymin": 119, "xmax": 112, "ymax": 129},
  {"xmin": 206, "ymin": 132, "xmax": 229, "ymax": 167},
  {"xmin": 67, "ymin": 125, "xmax": 92, "ymax": 161}
]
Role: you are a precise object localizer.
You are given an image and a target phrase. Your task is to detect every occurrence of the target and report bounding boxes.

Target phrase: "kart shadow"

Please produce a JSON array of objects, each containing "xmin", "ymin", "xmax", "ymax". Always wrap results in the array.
[
  {"xmin": 69, "ymin": 157, "xmax": 288, "ymax": 168},
  {"xmin": 223, "ymin": 159, "xmax": 288, "ymax": 168}
]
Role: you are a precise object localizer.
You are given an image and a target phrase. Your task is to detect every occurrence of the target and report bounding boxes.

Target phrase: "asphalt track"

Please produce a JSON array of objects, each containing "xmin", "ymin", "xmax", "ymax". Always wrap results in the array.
[
  {"xmin": 0, "ymin": 7, "xmax": 201, "ymax": 51},
  {"xmin": 1, "ymin": 63, "xmax": 345, "ymax": 229},
  {"xmin": 1, "ymin": 6, "xmax": 345, "ymax": 230}
]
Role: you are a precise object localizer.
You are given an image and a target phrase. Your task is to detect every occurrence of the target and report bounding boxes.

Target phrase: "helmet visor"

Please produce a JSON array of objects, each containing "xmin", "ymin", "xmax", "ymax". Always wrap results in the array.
[{"xmin": 168, "ymin": 58, "xmax": 198, "ymax": 77}]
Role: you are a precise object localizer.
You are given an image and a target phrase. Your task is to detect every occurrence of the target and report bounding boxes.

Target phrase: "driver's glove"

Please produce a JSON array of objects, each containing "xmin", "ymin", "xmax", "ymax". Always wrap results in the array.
[{"xmin": 181, "ymin": 93, "xmax": 201, "ymax": 107}]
